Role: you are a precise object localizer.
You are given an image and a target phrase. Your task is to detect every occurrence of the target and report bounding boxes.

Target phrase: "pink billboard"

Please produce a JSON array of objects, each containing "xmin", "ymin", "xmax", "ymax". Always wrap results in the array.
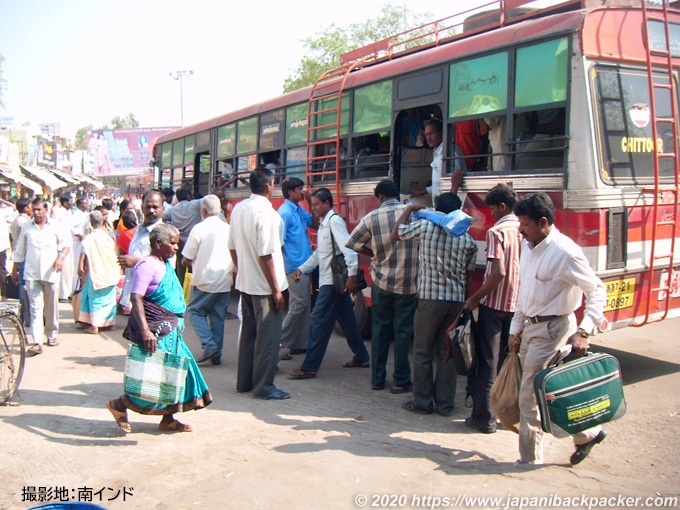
[{"xmin": 87, "ymin": 127, "xmax": 178, "ymax": 176}]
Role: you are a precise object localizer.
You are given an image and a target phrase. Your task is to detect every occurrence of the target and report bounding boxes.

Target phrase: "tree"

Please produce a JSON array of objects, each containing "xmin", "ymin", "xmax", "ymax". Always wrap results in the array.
[
  {"xmin": 73, "ymin": 113, "xmax": 140, "ymax": 150},
  {"xmin": 74, "ymin": 125, "xmax": 93, "ymax": 150},
  {"xmin": 110, "ymin": 112, "xmax": 140, "ymax": 129},
  {"xmin": 0, "ymin": 54, "xmax": 6, "ymax": 109},
  {"xmin": 283, "ymin": 5, "xmax": 431, "ymax": 93}
]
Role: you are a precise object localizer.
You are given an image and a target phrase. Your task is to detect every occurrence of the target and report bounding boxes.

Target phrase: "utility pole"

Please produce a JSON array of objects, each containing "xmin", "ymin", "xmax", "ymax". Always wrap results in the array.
[{"xmin": 169, "ymin": 70, "xmax": 194, "ymax": 126}]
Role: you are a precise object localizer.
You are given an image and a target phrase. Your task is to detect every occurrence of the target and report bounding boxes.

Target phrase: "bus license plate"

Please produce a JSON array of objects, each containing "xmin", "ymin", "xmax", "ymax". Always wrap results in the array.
[{"xmin": 604, "ymin": 278, "xmax": 635, "ymax": 311}]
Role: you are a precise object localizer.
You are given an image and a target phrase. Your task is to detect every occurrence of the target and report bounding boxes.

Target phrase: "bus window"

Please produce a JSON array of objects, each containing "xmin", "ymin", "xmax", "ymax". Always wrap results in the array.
[
  {"xmin": 449, "ymin": 119, "xmax": 490, "ymax": 172},
  {"xmin": 511, "ymin": 38, "xmax": 569, "ymax": 171},
  {"xmin": 512, "ymin": 107, "xmax": 567, "ymax": 170},
  {"xmin": 217, "ymin": 159, "xmax": 238, "ymax": 189},
  {"xmin": 260, "ymin": 150, "xmax": 282, "ymax": 183},
  {"xmin": 594, "ymin": 67, "xmax": 675, "ymax": 184},
  {"xmin": 309, "ymin": 140, "xmax": 348, "ymax": 186},
  {"xmin": 352, "ymin": 132, "xmax": 390, "ymax": 179},
  {"xmin": 284, "ymin": 147, "xmax": 306, "ymax": 182}
]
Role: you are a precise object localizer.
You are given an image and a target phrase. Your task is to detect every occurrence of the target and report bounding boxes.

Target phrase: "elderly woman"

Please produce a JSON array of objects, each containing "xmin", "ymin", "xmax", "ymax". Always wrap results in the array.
[
  {"xmin": 107, "ymin": 223, "xmax": 212, "ymax": 433},
  {"xmin": 78, "ymin": 211, "xmax": 120, "ymax": 334}
]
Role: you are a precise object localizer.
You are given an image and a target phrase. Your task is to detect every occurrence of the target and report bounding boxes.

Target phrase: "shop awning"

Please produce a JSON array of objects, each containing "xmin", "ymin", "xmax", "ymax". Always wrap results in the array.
[
  {"xmin": 77, "ymin": 174, "xmax": 105, "ymax": 190},
  {"xmin": 51, "ymin": 168, "xmax": 81, "ymax": 185},
  {"xmin": 20, "ymin": 165, "xmax": 67, "ymax": 190},
  {"xmin": 0, "ymin": 163, "xmax": 44, "ymax": 194}
]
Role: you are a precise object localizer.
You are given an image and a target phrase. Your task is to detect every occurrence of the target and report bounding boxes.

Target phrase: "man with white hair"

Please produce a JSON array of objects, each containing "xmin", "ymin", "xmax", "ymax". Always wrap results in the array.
[{"xmin": 182, "ymin": 194, "xmax": 233, "ymax": 365}]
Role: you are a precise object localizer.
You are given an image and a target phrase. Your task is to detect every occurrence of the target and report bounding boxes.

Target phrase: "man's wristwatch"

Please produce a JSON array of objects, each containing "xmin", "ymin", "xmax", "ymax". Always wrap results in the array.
[{"xmin": 577, "ymin": 327, "xmax": 591, "ymax": 338}]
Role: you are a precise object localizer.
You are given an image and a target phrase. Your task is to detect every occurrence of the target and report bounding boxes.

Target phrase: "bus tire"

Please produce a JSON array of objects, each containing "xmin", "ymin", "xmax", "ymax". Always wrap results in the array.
[{"xmin": 334, "ymin": 291, "xmax": 372, "ymax": 339}]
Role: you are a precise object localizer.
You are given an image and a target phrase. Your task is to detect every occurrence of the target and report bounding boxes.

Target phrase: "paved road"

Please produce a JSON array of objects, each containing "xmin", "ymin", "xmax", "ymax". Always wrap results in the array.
[{"xmin": 1, "ymin": 300, "xmax": 679, "ymax": 510}]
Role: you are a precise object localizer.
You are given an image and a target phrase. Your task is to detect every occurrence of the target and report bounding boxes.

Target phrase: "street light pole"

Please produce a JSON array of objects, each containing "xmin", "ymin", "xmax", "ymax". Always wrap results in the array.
[{"xmin": 169, "ymin": 70, "xmax": 194, "ymax": 126}]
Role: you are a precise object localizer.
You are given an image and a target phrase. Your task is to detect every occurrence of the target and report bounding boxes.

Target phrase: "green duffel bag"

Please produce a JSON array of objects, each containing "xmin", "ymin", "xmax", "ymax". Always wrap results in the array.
[{"xmin": 534, "ymin": 348, "xmax": 626, "ymax": 438}]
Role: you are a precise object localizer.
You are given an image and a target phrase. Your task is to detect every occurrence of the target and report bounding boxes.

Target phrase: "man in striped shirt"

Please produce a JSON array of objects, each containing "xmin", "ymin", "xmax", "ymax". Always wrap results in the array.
[
  {"xmin": 463, "ymin": 184, "xmax": 521, "ymax": 433},
  {"xmin": 392, "ymin": 193, "xmax": 478, "ymax": 416},
  {"xmin": 347, "ymin": 179, "xmax": 418, "ymax": 393}
]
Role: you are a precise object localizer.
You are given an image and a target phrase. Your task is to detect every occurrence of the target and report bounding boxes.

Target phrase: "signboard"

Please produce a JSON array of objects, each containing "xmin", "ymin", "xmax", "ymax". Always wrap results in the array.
[{"xmin": 86, "ymin": 127, "xmax": 177, "ymax": 176}]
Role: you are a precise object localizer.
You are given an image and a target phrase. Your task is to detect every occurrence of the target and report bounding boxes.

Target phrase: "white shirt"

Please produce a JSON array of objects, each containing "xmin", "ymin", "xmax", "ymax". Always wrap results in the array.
[
  {"xmin": 71, "ymin": 209, "xmax": 90, "ymax": 237},
  {"xmin": 0, "ymin": 218, "xmax": 10, "ymax": 252},
  {"xmin": 10, "ymin": 213, "xmax": 31, "ymax": 249},
  {"xmin": 182, "ymin": 215, "xmax": 233, "ymax": 293},
  {"xmin": 228, "ymin": 193, "xmax": 288, "ymax": 296},
  {"xmin": 13, "ymin": 219, "xmax": 70, "ymax": 283},
  {"xmin": 426, "ymin": 143, "xmax": 442, "ymax": 207},
  {"xmin": 509, "ymin": 227, "xmax": 606, "ymax": 336},
  {"xmin": 298, "ymin": 210, "xmax": 358, "ymax": 287}
]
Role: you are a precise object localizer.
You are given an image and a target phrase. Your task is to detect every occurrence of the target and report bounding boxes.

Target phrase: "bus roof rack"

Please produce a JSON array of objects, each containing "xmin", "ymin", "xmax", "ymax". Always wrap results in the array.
[{"xmin": 340, "ymin": 0, "xmax": 646, "ymax": 66}]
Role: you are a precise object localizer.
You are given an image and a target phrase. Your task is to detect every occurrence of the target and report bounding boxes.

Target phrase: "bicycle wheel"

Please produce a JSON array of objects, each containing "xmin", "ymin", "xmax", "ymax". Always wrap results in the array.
[{"xmin": 0, "ymin": 310, "xmax": 27, "ymax": 405}]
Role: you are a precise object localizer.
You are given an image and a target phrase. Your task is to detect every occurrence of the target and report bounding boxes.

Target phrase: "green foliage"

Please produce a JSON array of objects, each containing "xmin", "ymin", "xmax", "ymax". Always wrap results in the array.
[
  {"xmin": 74, "ymin": 125, "xmax": 93, "ymax": 150},
  {"xmin": 73, "ymin": 113, "xmax": 139, "ymax": 150},
  {"xmin": 110, "ymin": 112, "xmax": 140, "ymax": 129},
  {"xmin": 283, "ymin": 4, "xmax": 431, "ymax": 93}
]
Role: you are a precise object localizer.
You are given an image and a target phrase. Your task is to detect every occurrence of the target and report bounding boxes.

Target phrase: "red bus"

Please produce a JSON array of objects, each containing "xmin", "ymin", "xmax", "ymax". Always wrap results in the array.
[{"xmin": 154, "ymin": 0, "xmax": 680, "ymax": 333}]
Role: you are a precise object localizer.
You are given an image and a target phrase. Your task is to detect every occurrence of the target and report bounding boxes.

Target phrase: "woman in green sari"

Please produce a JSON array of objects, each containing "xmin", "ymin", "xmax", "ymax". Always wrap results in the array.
[{"xmin": 107, "ymin": 223, "xmax": 212, "ymax": 433}]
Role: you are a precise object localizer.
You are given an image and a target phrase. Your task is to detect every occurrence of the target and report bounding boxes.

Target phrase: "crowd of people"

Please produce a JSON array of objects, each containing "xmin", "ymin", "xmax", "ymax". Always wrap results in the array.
[{"xmin": 1, "ymin": 163, "xmax": 608, "ymax": 467}]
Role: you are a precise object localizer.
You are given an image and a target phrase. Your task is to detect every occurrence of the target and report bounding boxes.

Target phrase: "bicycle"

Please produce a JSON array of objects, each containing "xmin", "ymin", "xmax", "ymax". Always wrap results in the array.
[{"xmin": 0, "ymin": 303, "xmax": 27, "ymax": 405}]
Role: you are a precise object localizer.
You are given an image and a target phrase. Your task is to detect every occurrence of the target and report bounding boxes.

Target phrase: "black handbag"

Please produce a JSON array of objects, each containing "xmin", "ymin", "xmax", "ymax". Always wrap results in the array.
[
  {"xmin": 329, "ymin": 216, "xmax": 349, "ymax": 295},
  {"xmin": 328, "ymin": 214, "xmax": 367, "ymax": 295},
  {"xmin": 444, "ymin": 309, "xmax": 476, "ymax": 376}
]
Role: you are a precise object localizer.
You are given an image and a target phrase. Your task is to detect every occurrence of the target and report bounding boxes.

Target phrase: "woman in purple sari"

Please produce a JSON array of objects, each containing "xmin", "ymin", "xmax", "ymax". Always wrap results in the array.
[{"xmin": 107, "ymin": 223, "xmax": 212, "ymax": 433}]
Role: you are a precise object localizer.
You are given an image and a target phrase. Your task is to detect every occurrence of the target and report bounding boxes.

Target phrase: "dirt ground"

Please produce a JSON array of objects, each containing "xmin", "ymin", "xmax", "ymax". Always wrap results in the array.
[{"xmin": 1, "ymin": 300, "xmax": 679, "ymax": 510}]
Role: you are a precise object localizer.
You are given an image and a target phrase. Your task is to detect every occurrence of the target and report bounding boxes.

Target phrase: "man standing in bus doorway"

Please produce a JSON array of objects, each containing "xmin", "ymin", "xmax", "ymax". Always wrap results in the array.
[
  {"xmin": 411, "ymin": 119, "xmax": 464, "ymax": 207},
  {"xmin": 462, "ymin": 184, "xmax": 521, "ymax": 434},
  {"xmin": 391, "ymin": 193, "xmax": 477, "ymax": 416},
  {"xmin": 229, "ymin": 168, "xmax": 291, "ymax": 400},
  {"xmin": 288, "ymin": 188, "xmax": 371, "ymax": 380},
  {"xmin": 509, "ymin": 193, "xmax": 607, "ymax": 466},
  {"xmin": 277, "ymin": 177, "xmax": 317, "ymax": 360},
  {"xmin": 12, "ymin": 197, "xmax": 70, "ymax": 355},
  {"xmin": 347, "ymin": 179, "xmax": 418, "ymax": 393}
]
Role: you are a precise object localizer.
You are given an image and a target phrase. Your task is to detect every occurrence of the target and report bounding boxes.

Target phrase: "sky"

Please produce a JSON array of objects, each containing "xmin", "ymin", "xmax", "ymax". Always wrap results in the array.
[{"xmin": 0, "ymin": 0, "xmax": 533, "ymax": 139}]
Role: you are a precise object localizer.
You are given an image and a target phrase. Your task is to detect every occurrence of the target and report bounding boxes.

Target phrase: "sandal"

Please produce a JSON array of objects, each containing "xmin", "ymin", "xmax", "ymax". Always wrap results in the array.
[
  {"xmin": 84, "ymin": 326, "xmax": 99, "ymax": 334},
  {"xmin": 107, "ymin": 400, "xmax": 132, "ymax": 433},
  {"xmin": 390, "ymin": 383, "xmax": 413, "ymax": 394},
  {"xmin": 262, "ymin": 389, "xmax": 291, "ymax": 400},
  {"xmin": 288, "ymin": 369, "xmax": 317, "ymax": 379},
  {"xmin": 342, "ymin": 360, "xmax": 370, "ymax": 368},
  {"xmin": 158, "ymin": 419, "xmax": 193, "ymax": 432},
  {"xmin": 401, "ymin": 400, "xmax": 432, "ymax": 415}
]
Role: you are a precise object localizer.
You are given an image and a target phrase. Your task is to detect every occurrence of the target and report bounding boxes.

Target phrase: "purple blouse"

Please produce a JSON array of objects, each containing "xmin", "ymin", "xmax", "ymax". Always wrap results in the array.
[{"xmin": 130, "ymin": 256, "xmax": 167, "ymax": 296}]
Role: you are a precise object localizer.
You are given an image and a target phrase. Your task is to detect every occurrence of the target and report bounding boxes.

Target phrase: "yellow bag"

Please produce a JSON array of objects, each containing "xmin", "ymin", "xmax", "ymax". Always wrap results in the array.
[{"xmin": 183, "ymin": 271, "xmax": 192, "ymax": 304}]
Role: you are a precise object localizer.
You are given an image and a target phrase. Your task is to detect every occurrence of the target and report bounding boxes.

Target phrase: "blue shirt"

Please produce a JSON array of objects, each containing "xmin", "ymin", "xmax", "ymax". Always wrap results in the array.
[{"xmin": 278, "ymin": 198, "xmax": 313, "ymax": 274}]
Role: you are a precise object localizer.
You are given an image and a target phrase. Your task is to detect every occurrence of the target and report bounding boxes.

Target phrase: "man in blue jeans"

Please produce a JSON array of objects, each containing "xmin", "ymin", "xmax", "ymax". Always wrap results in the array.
[
  {"xmin": 347, "ymin": 179, "xmax": 418, "ymax": 392},
  {"xmin": 289, "ymin": 188, "xmax": 370, "ymax": 379},
  {"xmin": 182, "ymin": 195, "xmax": 233, "ymax": 365}
]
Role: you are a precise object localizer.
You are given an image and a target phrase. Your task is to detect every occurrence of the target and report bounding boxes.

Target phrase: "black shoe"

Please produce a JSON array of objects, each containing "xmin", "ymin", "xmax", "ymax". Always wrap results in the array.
[
  {"xmin": 570, "ymin": 429, "xmax": 607, "ymax": 465},
  {"xmin": 464, "ymin": 416, "xmax": 497, "ymax": 434},
  {"xmin": 211, "ymin": 358, "xmax": 222, "ymax": 366},
  {"xmin": 196, "ymin": 348, "xmax": 219, "ymax": 363},
  {"xmin": 289, "ymin": 348, "xmax": 307, "ymax": 355}
]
